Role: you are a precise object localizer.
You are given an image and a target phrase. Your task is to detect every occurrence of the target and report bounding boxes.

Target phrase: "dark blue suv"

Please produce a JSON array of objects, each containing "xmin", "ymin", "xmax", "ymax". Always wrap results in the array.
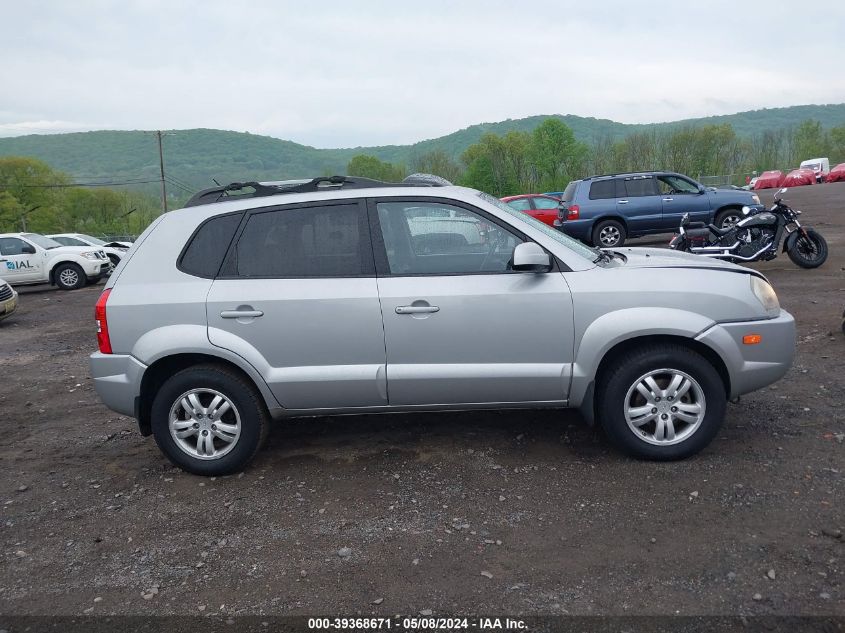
[{"xmin": 552, "ymin": 172, "xmax": 765, "ymax": 248}]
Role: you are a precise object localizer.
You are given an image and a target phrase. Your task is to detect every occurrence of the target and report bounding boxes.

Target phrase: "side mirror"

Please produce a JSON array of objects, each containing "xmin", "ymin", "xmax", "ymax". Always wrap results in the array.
[
  {"xmin": 698, "ymin": 186, "xmax": 706, "ymax": 195},
  {"xmin": 512, "ymin": 242, "xmax": 551, "ymax": 272},
  {"xmin": 774, "ymin": 187, "xmax": 787, "ymax": 201},
  {"xmin": 21, "ymin": 244, "xmax": 36, "ymax": 254}
]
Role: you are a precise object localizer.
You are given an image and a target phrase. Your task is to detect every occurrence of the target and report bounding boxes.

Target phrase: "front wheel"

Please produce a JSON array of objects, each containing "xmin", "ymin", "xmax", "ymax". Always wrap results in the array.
[
  {"xmin": 596, "ymin": 343, "xmax": 726, "ymax": 460},
  {"xmin": 787, "ymin": 228, "xmax": 828, "ymax": 269},
  {"xmin": 150, "ymin": 364, "xmax": 269, "ymax": 476},
  {"xmin": 54, "ymin": 263, "xmax": 86, "ymax": 290},
  {"xmin": 715, "ymin": 208, "xmax": 743, "ymax": 230}
]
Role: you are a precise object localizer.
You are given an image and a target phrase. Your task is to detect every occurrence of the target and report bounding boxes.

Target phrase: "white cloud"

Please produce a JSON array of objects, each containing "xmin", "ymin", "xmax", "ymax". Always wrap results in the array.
[{"xmin": 0, "ymin": 0, "xmax": 843, "ymax": 146}]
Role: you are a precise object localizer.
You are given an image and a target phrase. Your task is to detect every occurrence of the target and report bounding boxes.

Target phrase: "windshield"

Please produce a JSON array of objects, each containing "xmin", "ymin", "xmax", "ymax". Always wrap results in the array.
[
  {"xmin": 23, "ymin": 233, "xmax": 63, "ymax": 249},
  {"xmin": 78, "ymin": 234, "xmax": 106, "ymax": 245},
  {"xmin": 476, "ymin": 191, "xmax": 599, "ymax": 262}
]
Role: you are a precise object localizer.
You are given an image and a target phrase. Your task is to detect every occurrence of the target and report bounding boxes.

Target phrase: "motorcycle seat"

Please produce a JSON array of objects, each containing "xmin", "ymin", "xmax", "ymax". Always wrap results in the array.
[
  {"xmin": 707, "ymin": 224, "xmax": 732, "ymax": 236},
  {"xmin": 686, "ymin": 221, "xmax": 707, "ymax": 229}
]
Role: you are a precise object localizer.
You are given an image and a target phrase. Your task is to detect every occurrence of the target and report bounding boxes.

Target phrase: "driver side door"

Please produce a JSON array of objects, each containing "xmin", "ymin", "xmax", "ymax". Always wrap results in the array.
[
  {"xmin": 0, "ymin": 237, "xmax": 42, "ymax": 284},
  {"xmin": 658, "ymin": 175, "xmax": 712, "ymax": 229},
  {"xmin": 371, "ymin": 198, "xmax": 575, "ymax": 407}
]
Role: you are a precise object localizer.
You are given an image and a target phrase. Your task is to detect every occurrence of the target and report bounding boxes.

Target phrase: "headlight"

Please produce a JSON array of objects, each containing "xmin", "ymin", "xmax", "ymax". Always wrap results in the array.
[
  {"xmin": 750, "ymin": 276, "xmax": 780, "ymax": 317},
  {"xmin": 81, "ymin": 251, "xmax": 100, "ymax": 260},
  {"xmin": 751, "ymin": 194, "xmax": 761, "ymax": 204}
]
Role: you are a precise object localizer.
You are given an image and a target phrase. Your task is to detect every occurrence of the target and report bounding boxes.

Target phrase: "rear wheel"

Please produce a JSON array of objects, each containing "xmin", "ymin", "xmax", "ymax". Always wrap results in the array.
[
  {"xmin": 715, "ymin": 208, "xmax": 742, "ymax": 230},
  {"xmin": 151, "ymin": 364, "xmax": 269, "ymax": 476},
  {"xmin": 596, "ymin": 343, "xmax": 726, "ymax": 460},
  {"xmin": 592, "ymin": 219, "xmax": 626, "ymax": 248},
  {"xmin": 787, "ymin": 229, "xmax": 828, "ymax": 268},
  {"xmin": 54, "ymin": 263, "xmax": 86, "ymax": 290}
]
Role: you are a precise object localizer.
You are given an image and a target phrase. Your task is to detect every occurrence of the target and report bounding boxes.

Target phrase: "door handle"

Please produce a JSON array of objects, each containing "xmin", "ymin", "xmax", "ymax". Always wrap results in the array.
[
  {"xmin": 395, "ymin": 305, "xmax": 440, "ymax": 315},
  {"xmin": 220, "ymin": 309, "xmax": 264, "ymax": 319},
  {"xmin": 618, "ymin": 199, "xmax": 629, "ymax": 205},
  {"xmin": 663, "ymin": 197, "xmax": 674, "ymax": 202}
]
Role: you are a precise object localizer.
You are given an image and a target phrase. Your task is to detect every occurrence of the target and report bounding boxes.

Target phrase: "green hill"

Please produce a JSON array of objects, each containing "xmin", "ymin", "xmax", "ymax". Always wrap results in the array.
[{"xmin": 1, "ymin": 104, "xmax": 844, "ymax": 193}]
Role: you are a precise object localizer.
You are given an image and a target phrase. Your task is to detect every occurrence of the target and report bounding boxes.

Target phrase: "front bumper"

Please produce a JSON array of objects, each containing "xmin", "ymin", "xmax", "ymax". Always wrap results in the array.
[
  {"xmin": 90, "ymin": 352, "xmax": 147, "ymax": 417},
  {"xmin": 696, "ymin": 309, "xmax": 795, "ymax": 398},
  {"xmin": 81, "ymin": 259, "xmax": 110, "ymax": 279},
  {"xmin": 0, "ymin": 292, "xmax": 18, "ymax": 321}
]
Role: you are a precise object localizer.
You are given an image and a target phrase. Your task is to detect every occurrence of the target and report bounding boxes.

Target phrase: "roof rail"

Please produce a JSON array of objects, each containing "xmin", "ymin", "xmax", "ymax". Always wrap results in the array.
[
  {"xmin": 581, "ymin": 170, "xmax": 664, "ymax": 181},
  {"xmin": 184, "ymin": 174, "xmax": 451, "ymax": 208}
]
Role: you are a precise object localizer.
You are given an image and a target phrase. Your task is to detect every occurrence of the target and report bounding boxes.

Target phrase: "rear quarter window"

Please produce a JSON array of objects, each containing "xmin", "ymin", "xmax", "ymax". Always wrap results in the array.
[
  {"xmin": 588, "ymin": 179, "xmax": 617, "ymax": 200},
  {"xmin": 179, "ymin": 212, "xmax": 244, "ymax": 278}
]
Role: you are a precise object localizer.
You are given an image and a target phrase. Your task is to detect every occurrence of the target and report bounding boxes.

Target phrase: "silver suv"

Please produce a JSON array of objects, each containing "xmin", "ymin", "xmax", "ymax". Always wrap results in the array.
[{"xmin": 90, "ymin": 176, "xmax": 795, "ymax": 475}]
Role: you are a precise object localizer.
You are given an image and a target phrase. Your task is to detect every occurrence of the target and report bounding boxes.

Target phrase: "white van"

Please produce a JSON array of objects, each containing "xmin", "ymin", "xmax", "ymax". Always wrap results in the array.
[{"xmin": 799, "ymin": 158, "xmax": 830, "ymax": 183}]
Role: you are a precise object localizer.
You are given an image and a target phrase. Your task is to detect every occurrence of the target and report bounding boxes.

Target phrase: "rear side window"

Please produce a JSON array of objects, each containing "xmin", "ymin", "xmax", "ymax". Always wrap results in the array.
[
  {"xmin": 227, "ymin": 203, "xmax": 372, "ymax": 278},
  {"xmin": 533, "ymin": 197, "xmax": 560, "ymax": 209},
  {"xmin": 624, "ymin": 177, "xmax": 658, "ymax": 198},
  {"xmin": 589, "ymin": 179, "xmax": 618, "ymax": 200},
  {"xmin": 180, "ymin": 212, "xmax": 244, "ymax": 278},
  {"xmin": 560, "ymin": 181, "xmax": 578, "ymax": 204}
]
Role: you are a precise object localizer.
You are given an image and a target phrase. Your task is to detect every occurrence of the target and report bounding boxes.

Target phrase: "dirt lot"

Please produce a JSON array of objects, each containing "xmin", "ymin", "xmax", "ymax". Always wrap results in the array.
[{"xmin": 1, "ymin": 184, "xmax": 843, "ymax": 619}]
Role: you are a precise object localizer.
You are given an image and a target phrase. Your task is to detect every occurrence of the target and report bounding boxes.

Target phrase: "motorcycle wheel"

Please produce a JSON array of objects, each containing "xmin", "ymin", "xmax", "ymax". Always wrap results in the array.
[{"xmin": 787, "ymin": 229, "xmax": 828, "ymax": 269}]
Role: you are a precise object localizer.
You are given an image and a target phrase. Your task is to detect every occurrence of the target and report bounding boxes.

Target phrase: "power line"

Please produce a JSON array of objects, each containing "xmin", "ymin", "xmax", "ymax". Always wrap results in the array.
[{"xmin": 0, "ymin": 179, "xmax": 162, "ymax": 188}]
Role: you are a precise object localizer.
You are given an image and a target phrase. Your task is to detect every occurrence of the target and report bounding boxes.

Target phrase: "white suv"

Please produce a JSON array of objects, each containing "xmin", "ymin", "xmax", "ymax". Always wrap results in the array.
[
  {"xmin": 48, "ymin": 233, "xmax": 130, "ymax": 267},
  {"xmin": 0, "ymin": 232, "xmax": 111, "ymax": 290}
]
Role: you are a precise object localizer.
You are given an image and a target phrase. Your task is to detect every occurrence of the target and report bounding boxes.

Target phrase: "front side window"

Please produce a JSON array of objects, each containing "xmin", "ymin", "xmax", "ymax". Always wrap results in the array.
[
  {"xmin": 229, "ymin": 204, "xmax": 370, "ymax": 278},
  {"xmin": 658, "ymin": 175, "xmax": 699, "ymax": 194},
  {"xmin": 22, "ymin": 233, "xmax": 61, "ymax": 249},
  {"xmin": 0, "ymin": 237, "xmax": 29, "ymax": 256},
  {"xmin": 376, "ymin": 201, "xmax": 522, "ymax": 275}
]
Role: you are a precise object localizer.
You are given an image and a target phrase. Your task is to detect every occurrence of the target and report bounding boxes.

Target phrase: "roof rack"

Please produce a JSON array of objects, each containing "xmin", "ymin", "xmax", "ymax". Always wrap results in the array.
[
  {"xmin": 184, "ymin": 174, "xmax": 451, "ymax": 208},
  {"xmin": 581, "ymin": 170, "xmax": 664, "ymax": 181}
]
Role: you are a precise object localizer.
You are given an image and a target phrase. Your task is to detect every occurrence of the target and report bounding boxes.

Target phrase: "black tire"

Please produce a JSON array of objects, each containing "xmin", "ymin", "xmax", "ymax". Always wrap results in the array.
[
  {"xmin": 592, "ymin": 219, "xmax": 626, "ymax": 248},
  {"xmin": 596, "ymin": 343, "xmax": 726, "ymax": 461},
  {"xmin": 715, "ymin": 208, "xmax": 743, "ymax": 230},
  {"xmin": 53, "ymin": 263, "xmax": 86, "ymax": 290},
  {"xmin": 787, "ymin": 229, "xmax": 828, "ymax": 269},
  {"xmin": 151, "ymin": 364, "xmax": 269, "ymax": 476}
]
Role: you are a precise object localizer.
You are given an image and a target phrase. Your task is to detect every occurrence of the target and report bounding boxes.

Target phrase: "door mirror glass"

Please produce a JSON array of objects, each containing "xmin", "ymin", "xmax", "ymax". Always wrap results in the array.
[
  {"xmin": 512, "ymin": 242, "xmax": 551, "ymax": 272},
  {"xmin": 774, "ymin": 187, "xmax": 787, "ymax": 201}
]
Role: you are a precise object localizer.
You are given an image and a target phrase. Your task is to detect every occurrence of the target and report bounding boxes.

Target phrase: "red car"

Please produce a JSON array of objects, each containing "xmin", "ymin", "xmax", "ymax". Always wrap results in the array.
[{"xmin": 500, "ymin": 194, "xmax": 562, "ymax": 226}]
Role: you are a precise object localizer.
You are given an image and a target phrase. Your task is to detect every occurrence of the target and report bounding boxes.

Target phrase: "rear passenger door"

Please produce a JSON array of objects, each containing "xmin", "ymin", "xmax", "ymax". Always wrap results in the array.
[
  {"xmin": 618, "ymin": 175, "xmax": 662, "ymax": 235},
  {"xmin": 205, "ymin": 201, "xmax": 388, "ymax": 411}
]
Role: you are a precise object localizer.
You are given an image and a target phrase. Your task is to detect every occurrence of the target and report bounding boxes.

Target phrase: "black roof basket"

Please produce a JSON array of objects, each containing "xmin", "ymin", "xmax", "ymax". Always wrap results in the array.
[{"xmin": 184, "ymin": 174, "xmax": 451, "ymax": 208}]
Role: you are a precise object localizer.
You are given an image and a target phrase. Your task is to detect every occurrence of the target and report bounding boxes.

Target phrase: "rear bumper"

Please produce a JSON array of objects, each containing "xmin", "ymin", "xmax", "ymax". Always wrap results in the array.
[
  {"xmin": 90, "ymin": 352, "xmax": 146, "ymax": 417},
  {"xmin": 696, "ymin": 309, "xmax": 795, "ymax": 398},
  {"xmin": 554, "ymin": 219, "xmax": 593, "ymax": 242}
]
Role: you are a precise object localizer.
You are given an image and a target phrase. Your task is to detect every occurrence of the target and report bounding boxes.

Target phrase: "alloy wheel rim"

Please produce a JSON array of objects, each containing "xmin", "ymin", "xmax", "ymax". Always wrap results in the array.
[
  {"xmin": 60, "ymin": 269, "xmax": 79, "ymax": 286},
  {"xmin": 168, "ymin": 388, "xmax": 241, "ymax": 460},
  {"xmin": 722, "ymin": 214, "xmax": 741, "ymax": 229},
  {"xmin": 623, "ymin": 368, "xmax": 706, "ymax": 446},
  {"xmin": 600, "ymin": 226, "xmax": 620, "ymax": 246}
]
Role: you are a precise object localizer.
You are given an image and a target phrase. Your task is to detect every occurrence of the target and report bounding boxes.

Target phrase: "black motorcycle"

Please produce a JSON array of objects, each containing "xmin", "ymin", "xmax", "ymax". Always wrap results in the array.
[{"xmin": 668, "ymin": 188, "xmax": 828, "ymax": 268}]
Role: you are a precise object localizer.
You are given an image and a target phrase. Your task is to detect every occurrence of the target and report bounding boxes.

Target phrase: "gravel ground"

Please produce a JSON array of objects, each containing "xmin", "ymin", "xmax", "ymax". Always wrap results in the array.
[{"xmin": 0, "ymin": 183, "xmax": 843, "ymax": 618}]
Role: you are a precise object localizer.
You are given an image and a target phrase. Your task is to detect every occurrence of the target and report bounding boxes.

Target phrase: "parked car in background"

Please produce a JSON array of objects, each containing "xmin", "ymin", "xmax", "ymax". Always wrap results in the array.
[
  {"xmin": 799, "ymin": 157, "xmax": 830, "ymax": 183},
  {"xmin": 90, "ymin": 175, "xmax": 794, "ymax": 475},
  {"xmin": 0, "ymin": 278, "xmax": 18, "ymax": 322},
  {"xmin": 825, "ymin": 163, "xmax": 845, "ymax": 183},
  {"xmin": 0, "ymin": 232, "xmax": 111, "ymax": 290},
  {"xmin": 500, "ymin": 194, "xmax": 563, "ymax": 226},
  {"xmin": 553, "ymin": 171, "xmax": 764, "ymax": 248},
  {"xmin": 48, "ymin": 233, "xmax": 130, "ymax": 267},
  {"xmin": 753, "ymin": 170, "xmax": 786, "ymax": 190},
  {"xmin": 783, "ymin": 169, "xmax": 817, "ymax": 187}
]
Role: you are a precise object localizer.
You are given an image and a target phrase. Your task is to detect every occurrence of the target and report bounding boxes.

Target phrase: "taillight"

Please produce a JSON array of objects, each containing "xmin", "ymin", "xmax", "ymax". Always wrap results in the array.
[
  {"xmin": 567, "ymin": 204, "xmax": 580, "ymax": 220},
  {"xmin": 95, "ymin": 288, "xmax": 112, "ymax": 354}
]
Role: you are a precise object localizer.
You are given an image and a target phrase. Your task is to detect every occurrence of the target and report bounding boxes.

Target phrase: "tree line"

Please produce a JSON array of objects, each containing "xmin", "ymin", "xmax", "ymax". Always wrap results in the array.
[
  {"xmin": 2, "ymin": 118, "xmax": 844, "ymax": 236},
  {"xmin": 0, "ymin": 157, "xmax": 163, "ymax": 236},
  {"xmin": 348, "ymin": 118, "xmax": 845, "ymax": 197}
]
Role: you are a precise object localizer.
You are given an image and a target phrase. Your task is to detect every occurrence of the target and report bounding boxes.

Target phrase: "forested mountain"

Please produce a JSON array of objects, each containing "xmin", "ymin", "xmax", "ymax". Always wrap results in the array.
[{"xmin": 1, "ymin": 104, "xmax": 844, "ymax": 192}]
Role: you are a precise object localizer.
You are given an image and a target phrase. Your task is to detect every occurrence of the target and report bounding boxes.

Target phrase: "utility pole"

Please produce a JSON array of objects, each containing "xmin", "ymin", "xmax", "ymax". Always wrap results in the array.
[{"xmin": 156, "ymin": 130, "xmax": 168, "ymax": 212}]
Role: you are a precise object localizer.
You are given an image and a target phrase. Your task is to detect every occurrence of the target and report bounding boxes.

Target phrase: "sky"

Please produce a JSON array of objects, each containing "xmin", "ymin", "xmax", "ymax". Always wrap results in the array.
[{"xmin": 1, "ymin": 0, "xmax": 844, "ymax": 148}]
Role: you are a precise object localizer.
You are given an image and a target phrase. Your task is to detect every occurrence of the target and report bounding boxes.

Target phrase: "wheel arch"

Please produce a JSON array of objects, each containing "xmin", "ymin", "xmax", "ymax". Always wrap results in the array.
[
  {"xmin": 47, "ymin": 258, "xmax": 84, "ymax": 285},
  {"xmin": 136, "ymin": 352, "xmax": 276, "ymax": 437}
]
